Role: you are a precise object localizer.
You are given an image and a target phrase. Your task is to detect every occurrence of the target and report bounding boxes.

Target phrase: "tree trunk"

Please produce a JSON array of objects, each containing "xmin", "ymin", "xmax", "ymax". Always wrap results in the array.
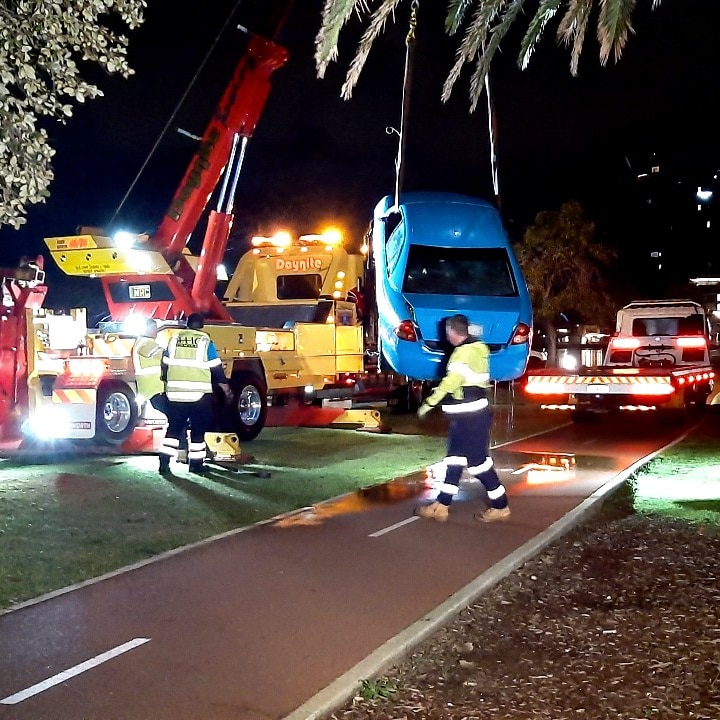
[{"xmin": 545, "ymin": 322, "xmax": 559, "ymax": 368}]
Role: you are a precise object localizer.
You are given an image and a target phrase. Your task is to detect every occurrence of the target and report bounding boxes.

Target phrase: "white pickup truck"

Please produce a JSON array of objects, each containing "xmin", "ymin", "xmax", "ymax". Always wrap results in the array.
[{"xmin": 523, "ymin": 299, "xmax": 716, "ymax": 421}]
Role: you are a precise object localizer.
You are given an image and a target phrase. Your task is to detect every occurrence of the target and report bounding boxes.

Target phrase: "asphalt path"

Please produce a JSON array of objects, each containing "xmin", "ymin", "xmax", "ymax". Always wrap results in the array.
[{"xmin": 0, "ymin": 414, "xmax": 688, "ymax": 720}]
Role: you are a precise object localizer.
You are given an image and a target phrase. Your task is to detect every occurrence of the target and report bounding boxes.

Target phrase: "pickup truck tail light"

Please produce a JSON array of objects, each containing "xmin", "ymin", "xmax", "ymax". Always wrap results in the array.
[
  {"xmin": 675, "ymin": 337, "xmax": 706, "ymax": 349},
  {"xmin": 610, "ymin": 337, "xmax": 640, "ymax": 351}
]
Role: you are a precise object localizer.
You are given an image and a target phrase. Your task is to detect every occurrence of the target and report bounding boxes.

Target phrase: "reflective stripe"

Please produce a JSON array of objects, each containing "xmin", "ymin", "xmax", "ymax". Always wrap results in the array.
[
  {"xmin": 163, "ymin": 357, "xmax": 218, "ymax": 369},
  {"xmin": 468, "ymin": 457, "xmax": 494, "ymax": 475},
  {"xmin": 167, "ymin": 390, "xmax": 206, "ymax": 402},
  {"xmin": 188, "ymin": 445, "xmax": 206, "ymax": 459},
  {"xmin": 167, "ymin": 379, "xmax": 211, "ymax": 389},
  {"xmin": 135, "ymin": 366, "xmax": 161, "ymax": 376},
  {"xmin": 159, "ymin": 437, "xmax": 179, "ymax": 459},
  {"xmin": 442, "ymin": 398, "xmax": 489, "ymax": 414},
  {"xmin": 445, "ymin": 455, "xmax": 467, "ymax": 466},
  {"xmin": 438, "ymin": 483, "xmax": 459, "ymax": 496},
  {"xmin": 446, "ymin": 361, "xmax": 490, "ymax": 384},
  {"xmin": 487, "ymin": 485, "xmax": 506, "ymax": 500}
]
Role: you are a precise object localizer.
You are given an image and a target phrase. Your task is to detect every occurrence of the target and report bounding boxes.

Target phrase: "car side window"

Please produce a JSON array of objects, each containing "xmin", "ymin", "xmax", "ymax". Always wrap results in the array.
[{"xmin": 384, "ymin": 214, "xmax": 405, "ymax": 278}]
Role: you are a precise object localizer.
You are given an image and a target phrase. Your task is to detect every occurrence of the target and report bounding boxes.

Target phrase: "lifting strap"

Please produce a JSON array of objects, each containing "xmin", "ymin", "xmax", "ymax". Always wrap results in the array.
[
  {"xmin": 484, "ymin": 46, "xmax": 501, "ymax": 210},
  {"xmin": 393, "ymin": 0, "xmax": 419, "ymax": 210}
]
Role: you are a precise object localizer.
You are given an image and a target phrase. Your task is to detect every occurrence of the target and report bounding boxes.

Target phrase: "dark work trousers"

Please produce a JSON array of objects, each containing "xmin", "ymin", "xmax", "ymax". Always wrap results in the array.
[
  {"xmin": 149, "ymin": 393, "xmax": 169, "ymax": 417},
  {"xmin": 436, "ymin": 406, "xmax": 509, "ymax": 509},
  {"xmin": 163, "ymin": 394, "xmax": 215, "ymax": 469}
]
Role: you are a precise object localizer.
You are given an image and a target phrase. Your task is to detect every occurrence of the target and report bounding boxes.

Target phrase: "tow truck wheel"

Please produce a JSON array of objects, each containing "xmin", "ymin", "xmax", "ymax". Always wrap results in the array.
[
  {"xmin": 95, "ymin": 382, "xmax": 138, "ymax": 445},
  {"xmin": 229, "ymin": 372, "xmax": 267, "ymax": 441}
]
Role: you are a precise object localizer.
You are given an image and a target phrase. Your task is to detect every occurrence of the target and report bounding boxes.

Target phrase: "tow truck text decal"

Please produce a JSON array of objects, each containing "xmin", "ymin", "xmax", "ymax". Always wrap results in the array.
[{"xmin": 275, "ymin": 257, "xmax": 323, "ymax": 272}]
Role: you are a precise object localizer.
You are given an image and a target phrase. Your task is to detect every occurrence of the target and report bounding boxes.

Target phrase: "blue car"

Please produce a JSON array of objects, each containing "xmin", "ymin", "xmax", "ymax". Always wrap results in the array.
[{"xmin": 370, "ymin": 192, "xmax": 532, "ymax": 382}]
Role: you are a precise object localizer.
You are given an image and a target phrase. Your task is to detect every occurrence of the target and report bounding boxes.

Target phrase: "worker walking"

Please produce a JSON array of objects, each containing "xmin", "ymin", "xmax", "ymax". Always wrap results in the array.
[
  {"xmin": 130, "ymin": 317, "xmax": 168, "ymax": 419},
  {"xmin": 159, "ymin": 313, "xmax": 231, "ymax": 475},
  {"xmin": 415, "ymin": 313, "xmax": 510, "ymax": 523}
]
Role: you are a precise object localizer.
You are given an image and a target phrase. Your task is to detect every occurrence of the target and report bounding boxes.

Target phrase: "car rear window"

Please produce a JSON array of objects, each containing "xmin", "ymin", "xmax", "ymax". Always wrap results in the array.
[
  {"xmin": 631, "ymin": 314, "xmax": 705, "ymax": 337},
  {"xmin": 403, "ymin": 246, "xmax": 517, "ymax": 296}
]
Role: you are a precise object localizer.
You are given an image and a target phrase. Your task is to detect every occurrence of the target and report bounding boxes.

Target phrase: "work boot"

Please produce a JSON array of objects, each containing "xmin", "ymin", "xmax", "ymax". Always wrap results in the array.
[
  {"xmin": 415, "ymin": 501, "xmax": 449, "ymax": 522},
  {"xmin": 189, "ymin": 463, "xmax": 207, "ymax": 475},
  {"xmin": 158, "ymin": 459, "xmax": 171, "ymax": 476},
  {"xmin": 475, "ymin": 506, "xmax": 511, "ymax": 523}
]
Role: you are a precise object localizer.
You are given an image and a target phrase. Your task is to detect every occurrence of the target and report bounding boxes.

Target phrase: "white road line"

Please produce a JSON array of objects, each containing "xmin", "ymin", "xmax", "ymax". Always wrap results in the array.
[
  {"xmin": 1, "ymin": 637, "xmax": 150, "ymax": 705},
  {"xmin": 369, "ymin": 516, "xmax": 419, "ymax": 537}
]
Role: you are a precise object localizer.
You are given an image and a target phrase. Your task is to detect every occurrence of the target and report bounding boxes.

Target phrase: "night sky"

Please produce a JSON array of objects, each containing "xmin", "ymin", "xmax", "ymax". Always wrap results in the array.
[{"xmin": 2, "ymin": 0, "xmax": 719, "ymax": 313}]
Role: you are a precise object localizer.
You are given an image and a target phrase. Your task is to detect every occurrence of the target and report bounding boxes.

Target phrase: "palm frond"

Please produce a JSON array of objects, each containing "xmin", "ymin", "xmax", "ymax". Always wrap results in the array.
[
  {"xmin": 597, "ymin": 0, "xmax": 636, "ymax": 65},
  {"xmin": 518, "ymin": 0, "xmax": 563, "ymax": 70},
  {"xmin": 341, "ymin": 0, "xmax": 403, "ymax": 99},
  {"xmin": 445, "ymin": 0, "xmax": 475, "ymax": 34},
  {"xmin": 468, "ymin": 0, "xmax": 526, "ymax": 111},
  {"xmin": 315, "ymin": 0, "xmax": 369, "ymax": 79},
  {"xmin": 441, "ymin": 0, "xmax": 504, "ymax": 103},
  {"xmin": 568, "ymin": 2, "xmax": 592, "ymax": 74},
  {"xmin": 557, "ymin": 0, "xmax": 593, "ymax": 75}
]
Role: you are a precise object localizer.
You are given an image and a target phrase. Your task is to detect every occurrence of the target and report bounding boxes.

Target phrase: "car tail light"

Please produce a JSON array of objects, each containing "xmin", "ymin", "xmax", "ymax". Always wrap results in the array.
[
  {"xmin": 510, "ymin": 323, "xmax": 531, "ymax": 345},
  {"xmin": 610, "ymin": 337, "xmax": 641, "ymax": 350},
  {"xmin": 676, "ymin": 336, "xmax": 706, "ymax": 349},
  {"xmin": 394, "ymin": 320, "xmax": 418, "ymax": 342}
]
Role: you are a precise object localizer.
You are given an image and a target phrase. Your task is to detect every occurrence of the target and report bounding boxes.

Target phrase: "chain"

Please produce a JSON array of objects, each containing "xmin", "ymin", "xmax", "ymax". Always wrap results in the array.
[{"xmin": 406, "ymin": 0, "xmax": 419, "ymax": 45}]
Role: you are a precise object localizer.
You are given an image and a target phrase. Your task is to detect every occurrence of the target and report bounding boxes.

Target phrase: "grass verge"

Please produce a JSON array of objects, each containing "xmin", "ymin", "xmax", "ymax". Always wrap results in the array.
[{"xmin": 628, "ymin": 409, "xmax": 720, "ymax": 522}]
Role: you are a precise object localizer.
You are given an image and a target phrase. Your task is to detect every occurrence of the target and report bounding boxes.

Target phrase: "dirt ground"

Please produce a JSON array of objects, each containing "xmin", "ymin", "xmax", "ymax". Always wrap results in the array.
[{"xmin": 330, "ymin": 507, "xmax": 720, "ymax": 720}]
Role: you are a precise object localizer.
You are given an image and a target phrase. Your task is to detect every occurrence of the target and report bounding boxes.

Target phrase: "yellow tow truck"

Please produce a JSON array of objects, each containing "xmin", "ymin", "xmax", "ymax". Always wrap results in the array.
[
  {"xmin": 43, "ymin": 16, "xmax": 385, "ymax": 442},
  {"xmin": 45, "ymin": 227, "xmax": 375, "ymax": 440}
]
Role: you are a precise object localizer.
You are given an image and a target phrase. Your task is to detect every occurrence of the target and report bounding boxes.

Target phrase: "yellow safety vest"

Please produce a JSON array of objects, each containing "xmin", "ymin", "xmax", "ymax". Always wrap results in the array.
[
  {"xmin": 163, "ymin": 329, "xmax": 218, "ymax": 402},
  {"xmin": 424, "ymin": 340, "xmax": 491, "ymax": 413},
  {"xmin": 131, "ymin": 337, "xmax": 164, "ymax": 400}
]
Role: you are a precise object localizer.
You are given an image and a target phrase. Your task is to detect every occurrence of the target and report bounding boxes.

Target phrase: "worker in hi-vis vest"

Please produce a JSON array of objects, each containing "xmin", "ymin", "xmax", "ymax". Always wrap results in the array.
[
  {"xmin": 415, "ymin": 313, "xmax": 510, "ymax": 524},
  {"xmin": 130, "ymin": 317, "xmax": 168, "ymax": 419},
  {"xmin": 159, "ymin": 313, "xmax": 231, "ymax": 475}
]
